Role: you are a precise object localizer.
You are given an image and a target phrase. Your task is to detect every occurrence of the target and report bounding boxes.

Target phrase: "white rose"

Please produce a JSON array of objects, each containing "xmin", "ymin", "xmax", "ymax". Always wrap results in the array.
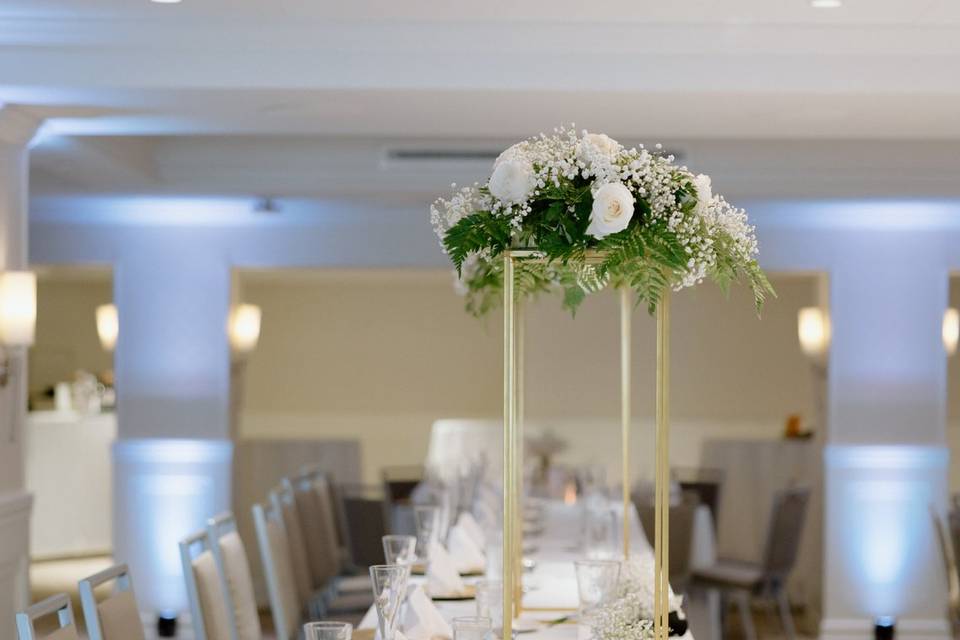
[
  {"xmin": 493, "ymin": 142, "xmax": 526, "ymax": 169},
  {"xmin": 489, "ymin": 158, "xmax": 535, "ymax": 203},
  {"xmin": 586, "ymin": 182, "xmax": 635, "ymax": 239},
  {"xmin": 693, "ymin": 173, "xmax": 712, "ymax": 215},
  {"xmin": 579, "ymin": 132, "xmax": 620, "ymax": 162}
]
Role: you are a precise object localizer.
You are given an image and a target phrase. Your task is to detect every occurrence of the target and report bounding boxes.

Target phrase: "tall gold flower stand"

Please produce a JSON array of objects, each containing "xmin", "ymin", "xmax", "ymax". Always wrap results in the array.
[{"xmin": 501, "ymin": 250, "xmax": 671, "ymax": 640}]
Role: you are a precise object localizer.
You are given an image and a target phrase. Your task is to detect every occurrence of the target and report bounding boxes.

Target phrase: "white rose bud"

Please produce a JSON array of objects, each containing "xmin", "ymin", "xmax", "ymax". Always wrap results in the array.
[
  {"xmin": 693, "ymin": 173, "xmax": 712, "ymax": 215},
  {"xmin": 579, "ymin": 132, "xmax": 620, "ymax": 162},
  {"xmin": 586, "ymin": 182, "xmax": 635, "ymax": 239},
  {"xmin": 489, "ymin": 158, "xmax": 535, "ymax": 203}
]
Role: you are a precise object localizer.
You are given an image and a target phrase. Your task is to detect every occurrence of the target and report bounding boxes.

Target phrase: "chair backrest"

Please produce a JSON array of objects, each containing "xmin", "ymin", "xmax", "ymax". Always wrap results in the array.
[
  {"xmin": 635, "ymin": 502, "xmax": 696, "ymax": 586},
  {"xmin": 252, "ymin": 499, "xmax": 301, "ymax": 640},
  {"xmin": 78, "ymin": 564, "xmax": 146, "ymax": 640},
  {"xmin": 273, "ymin": 482, "xmax": 314, "ymax": 604},
  {"xmin": 180, "ymin": 527, "xmax": 232, "ymax": 640},
  {"xmin": 931, "ymin": 505, "xmax": 960, "ymax": 626},
  {"xmin": 312, "ymin": 474, "xmax": 348, "ymax": 573},
  {"xmin": 208, "ymin": 512, "xmax": 263, "ymax": 640},
  {"xmin": 291, "ymin": 472, "xmax": 338, "ymax": 587},
  {"xmin": 15, "ymin": 594, "xmax": 80, "ymax": 640},
  {"xmin": 761, "ymin": 487, "xmax": 811, "ymax": 581}
]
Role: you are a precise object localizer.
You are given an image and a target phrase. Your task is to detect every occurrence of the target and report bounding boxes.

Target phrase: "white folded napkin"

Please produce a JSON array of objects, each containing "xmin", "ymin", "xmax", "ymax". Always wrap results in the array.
[
  {"xmin": 456, "ymin": 512, "xmax": 486, "ymax": 549},
  {"xmin": 402, "ymin": 585, "xmax": 453, "ymax": 640},
  {"xmin": 427, "ymin": 540, "xmax": 466, "ymax": 595},
  {"xmin": 448, "ymin": 524, "xmax": 486, "ymax": 574}
]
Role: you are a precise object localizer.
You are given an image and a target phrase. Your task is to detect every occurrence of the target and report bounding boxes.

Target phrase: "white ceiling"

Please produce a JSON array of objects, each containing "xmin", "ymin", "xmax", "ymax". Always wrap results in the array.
[{"xmin": 7, "ymin": 0, "xmax": 960, "ymax": 204}]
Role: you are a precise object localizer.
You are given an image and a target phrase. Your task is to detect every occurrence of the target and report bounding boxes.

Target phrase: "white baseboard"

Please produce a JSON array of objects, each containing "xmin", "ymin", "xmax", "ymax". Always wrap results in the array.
[{"xmin": 821, "ymin": 617, "xmax": 951, "ymax": 640}]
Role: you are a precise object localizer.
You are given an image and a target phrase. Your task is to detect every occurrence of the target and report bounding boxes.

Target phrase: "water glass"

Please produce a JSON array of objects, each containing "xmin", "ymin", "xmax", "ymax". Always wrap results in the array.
[
  {"xmin": 382, "ymin": 534, "xmax": 417, "ymax": 566},
  {"xmin": 582, "ymin": 507, "xmax": 618, "ymax": 559},
  {"xmin": 414, "ymin": 504, "xmax": 441, "ymax": 563},
  {"xmin": 574, "ymin": 559, "xmax": 621, "ymax": 620},
  {"xmin": 485, "ymin": 531, "xmax": 503, "ymax": 580},
  {"xmin": 370, "ymin": 564, "xmax": 410, "ymax": 640},
  {"xmin": 304, "ymin": 622, "xmax": 353, "ymax": 640},
  {"xmin": 453, "ymin": 616, "xmax": 492, "ymax": 640},
  {"xmin": 474, "ymin": 580, "xmax": 503, "ymax": 637}
]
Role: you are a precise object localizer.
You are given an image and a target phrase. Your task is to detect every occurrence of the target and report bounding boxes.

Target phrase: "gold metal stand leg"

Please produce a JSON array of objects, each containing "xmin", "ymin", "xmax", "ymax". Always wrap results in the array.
[
  {"xmin": 654, "ymin": 291, "xmax": 671, "ymax": 640},
  {"xmin": 515, "ymin": 295, "xmax": 525, "ymax": 617},
  {"xmin": 503, "ymin": 253, "xmax": 516, "ymax": 638},
  {"xmin": 620, "ymin": 287, "xmax": 632, "ymax": 558}
]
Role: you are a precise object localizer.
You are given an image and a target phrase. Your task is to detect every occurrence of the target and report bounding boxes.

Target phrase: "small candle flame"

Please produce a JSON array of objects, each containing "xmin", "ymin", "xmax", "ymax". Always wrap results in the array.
[{"xmin": 563, "ymin": 482, "xmax": 577, "ymax": 505}]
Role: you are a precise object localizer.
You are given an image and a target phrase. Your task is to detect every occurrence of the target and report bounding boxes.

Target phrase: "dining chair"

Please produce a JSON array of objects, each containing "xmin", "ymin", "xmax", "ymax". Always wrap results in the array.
[
  {"xmin": 208, "ymin": 512, "xmax": 264, "ymax": 640},
  {"xmin": 930, "ymin": 505, "xmax": 960, "ymax": 637},
  {"xmin": 179, "ymin": 527, "xmax": 231, "ymax": 640},
  {"xmin": 15, "ymin": 593, "xmax": 80, "ymax": 640},
  {"xmin": 636, "ymin": 500, "xmax": 697, "ymax": 592},
  {"xmin": 252, "ymin": 498, "xmax": 303, "ymax": 640},
  {"xmin": 310, "ymin": 473, "xmax": 373, "ymax": 595},
  {"xmin": 691, "ymin": 486, "xmax": 811, "ymax": 640},
  {"xmin": 78, "ymin": 563, "xmax": 146, "ymax": 640}
]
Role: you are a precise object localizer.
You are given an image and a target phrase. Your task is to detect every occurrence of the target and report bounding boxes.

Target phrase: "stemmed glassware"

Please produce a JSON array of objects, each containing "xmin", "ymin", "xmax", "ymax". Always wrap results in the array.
[
  {"xmin": 382, "ymin": 534, "xmax": 418, "ymax": 567},
  {"xmin": 474, "ymin": 580, "xmax": 503, "ymax": 638},
  {"xmin": 370, "ymin": 565, "xmax": 410, "ymax": 640},
  {"xmin": 582, "ymin": 507, "xmax": 619, "ymax": 559},
  {"xmin": 414, "ymin": 504, "xmax": 442, "ymax": 565},
  {"xmin": 304, "ymin": 622, "xmax": 353, "ymax": 640}
]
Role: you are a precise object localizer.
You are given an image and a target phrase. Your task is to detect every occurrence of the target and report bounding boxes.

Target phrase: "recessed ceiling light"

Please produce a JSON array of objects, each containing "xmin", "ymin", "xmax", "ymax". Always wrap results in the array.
[
  {"xmin": 811, "ymin": 0, "xmax": 842, "ymax": 7},
  {"xmin": 151, "ymin": 0, "xmax": 183, "ymax": 4}
]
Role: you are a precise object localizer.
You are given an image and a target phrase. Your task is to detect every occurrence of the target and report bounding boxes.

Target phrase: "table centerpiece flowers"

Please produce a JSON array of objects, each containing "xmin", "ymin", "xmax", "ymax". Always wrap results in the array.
[{"xmin": 430, "ymin": 126, "xmax": 773, "ymax": 315}]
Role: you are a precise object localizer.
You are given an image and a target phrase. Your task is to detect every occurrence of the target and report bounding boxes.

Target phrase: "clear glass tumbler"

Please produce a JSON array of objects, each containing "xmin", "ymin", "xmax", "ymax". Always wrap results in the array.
[
  {"xmin": 370, "ymin": 564, "xmax": 410, "ymax": 640},
  {"xmin": 574, "ymin": 559, "xmax": 621, "ymax": 621},
  {"xmin": 474, "ymin": 580, "xmax": 503, "ymax": 638},
  {"xmin": 304, "ymin": 622, "xmax": 353, "ymax": 640},
  {"xmin": 382, "ymin": 534, "xmax": 418, "ymax": 567},
  {"xmin": 582, "ymin": 507, "xmax": 618, "ymax": 559},
  {"xmin": 452, "ymin": 616, "xmax": 492, "ymax": 640}
]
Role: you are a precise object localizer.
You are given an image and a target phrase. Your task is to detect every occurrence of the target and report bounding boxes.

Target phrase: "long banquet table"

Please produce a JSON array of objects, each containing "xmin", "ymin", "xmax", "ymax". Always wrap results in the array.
[{"xmin": 360, "ymin": 500, "xmax": 696, "ymax": 640}]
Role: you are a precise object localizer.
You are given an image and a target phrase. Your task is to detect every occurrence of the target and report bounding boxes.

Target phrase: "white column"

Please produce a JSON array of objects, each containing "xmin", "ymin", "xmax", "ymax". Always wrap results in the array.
[
  {"xmin": 821, "ymin": 230, "xmax": 950, "ymax": 640},
  {"xmin": 112, "ymin": 235, "xmax": 233, "ymax": 620},
  {"xmin": 0, "ymin": 105, "xmax": 40, "ymax": 635}
]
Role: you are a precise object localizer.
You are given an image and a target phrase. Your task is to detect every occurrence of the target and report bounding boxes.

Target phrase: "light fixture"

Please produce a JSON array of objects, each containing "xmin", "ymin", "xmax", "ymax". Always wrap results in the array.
[
  {"xmin": 798, "ymin": 306, "xmax": 830, "ymax": 360},
  {"xmin": 227, "ymin": 304, "xmax": 261, "ymax": 355},
  {"xmin": 811, "ymin": 0, "xmax": 842, "ymax": 8},
  {"xmin": 150, "ymin": 0, "xmax": 183, "ymax": 4},
  {"xmin": 0, "ymin": 271, "xmax": 36, "ymax": 387},
  {"xmin": 944, "ymin": 308, "xmax": 959, "ymax": 356},
  {"xmin": 96, "ymin": 303, "xmax": 119, "ymax": 352}
]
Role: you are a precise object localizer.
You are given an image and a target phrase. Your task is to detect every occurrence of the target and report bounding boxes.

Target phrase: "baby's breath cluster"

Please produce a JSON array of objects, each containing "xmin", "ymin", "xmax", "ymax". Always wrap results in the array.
[
  {"xmin": 430, "ymin": 125, "xmax": 773, "ymax": 316},
  {"xmin": 590, "ymin": 555, "xmax": 687, "ymax": 640}
]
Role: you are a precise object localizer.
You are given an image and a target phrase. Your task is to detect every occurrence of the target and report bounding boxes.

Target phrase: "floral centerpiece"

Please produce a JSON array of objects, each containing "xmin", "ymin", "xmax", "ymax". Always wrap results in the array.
[
  {"xmin": 430, "ymin": 126, "xmax": 773, "ymax": 315},
  {"xmin": 591, "ymin": 555, "xmax": 688, "ymax": 640}
]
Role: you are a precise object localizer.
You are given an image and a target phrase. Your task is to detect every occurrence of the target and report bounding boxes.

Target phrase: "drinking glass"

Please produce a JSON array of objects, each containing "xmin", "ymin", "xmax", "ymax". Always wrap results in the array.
[
  {"xmin": 370, "ymin": 564, "xmax": 410, "ymax": 640},
  {"xmin": 304, "ymin": 622, "xmax": 353, "ymax": 640},
  {"xmin": 414, "ymin": 504, "xmax": 441, "ymax": 564},
  {"xmin": 574, "ymin": 559, "xmax": 621, "ymax": 621},
  {"xmin": 453, "ymin": 616, "xmax": 492, "ymax": 640},
  {"xmin": 582, "ymin": 507, "xmax": 618, "ymax": 559},
  {"xmin": 382, "ymin": 534, "xmax": 417, "ymax": 567},
  {"xmin": 485, "ymin": 531, "xmax": 503, "ymax": 580},
  {"xmin": 474, "ymin": 580, "xmax": 503, "ymax": 638}
]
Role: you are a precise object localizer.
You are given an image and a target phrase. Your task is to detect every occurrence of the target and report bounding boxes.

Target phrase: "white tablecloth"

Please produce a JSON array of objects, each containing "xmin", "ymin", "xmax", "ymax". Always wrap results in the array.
[{"xmin": 361, "ymin": 500, "xmax": 695, "ymax": 640}]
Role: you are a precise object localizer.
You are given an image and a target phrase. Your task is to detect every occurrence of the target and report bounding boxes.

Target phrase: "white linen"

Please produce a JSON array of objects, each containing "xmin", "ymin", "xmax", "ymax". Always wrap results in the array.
[
  {"xmin": 456, "ymin": 512, "xmax": 486, "ymax": 549},
  {"xmin": 403, "ymin": 585, "xmax": 454, "ymax": 640},
  {"xmin": 427, "ymin": 540, "xmax": 466, "ymax": 595},
  {"xmin": 448, "ymin": 524, "xmax": 485, "ymax": 574}
]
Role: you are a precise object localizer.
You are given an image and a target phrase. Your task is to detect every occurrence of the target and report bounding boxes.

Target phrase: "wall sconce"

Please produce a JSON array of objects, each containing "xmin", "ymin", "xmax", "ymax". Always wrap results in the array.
[
  {"xmin": 96, "ymin": 303, "xmax": 119, "ymax": 352},
  {"xmin": 0, "ymin": 271, "xmax": 37, "ymax": 386},
  {"xmin": 943, "ymin": 308, "xmax": 959, "ymax": 356},
  {"xmin": 227, "ymin": 303, "xmax": 261, "ymax": 356},
  {"xmin": 798, "ymin": 306, "xmax": 831, "ymax": 362}
]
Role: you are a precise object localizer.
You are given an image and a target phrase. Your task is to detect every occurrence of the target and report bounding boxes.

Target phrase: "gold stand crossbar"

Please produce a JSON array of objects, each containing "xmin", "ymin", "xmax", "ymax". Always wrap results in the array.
[{"xmin": 501, "ymin": 251, "xmax": 670, "ymax": 640}]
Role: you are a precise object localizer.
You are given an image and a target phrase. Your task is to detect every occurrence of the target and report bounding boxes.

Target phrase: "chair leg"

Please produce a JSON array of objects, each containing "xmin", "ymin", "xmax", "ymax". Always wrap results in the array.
[
  {"xmin": 735, "ymin": 591, "xmax": 757, "ymax": 640},
  {"xmin": 776, "ymin": 591, "xmax": 796, "ymax": 640}
]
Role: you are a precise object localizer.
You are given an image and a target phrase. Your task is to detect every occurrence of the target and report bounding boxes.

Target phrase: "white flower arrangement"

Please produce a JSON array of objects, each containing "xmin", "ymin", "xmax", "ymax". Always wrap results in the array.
[
  {"xmin": 590, "ymin": 555, "xmax": 687, "ymax": 640},
  {"xmin": 431, "ymin": 126, "xmax": 773, "ymax": 316}
]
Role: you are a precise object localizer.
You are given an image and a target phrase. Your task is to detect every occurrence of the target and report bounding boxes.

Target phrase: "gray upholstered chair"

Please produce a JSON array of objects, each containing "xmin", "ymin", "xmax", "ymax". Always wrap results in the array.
[
  {"xmin": 636, "ymin": 500, "xmax": 697, "ymax": 592},
  {"xmin": 78, "ymin": 563, "xmax": 146, "ymax": 640},
  {"xmin": 931, "ymin": 505, "xmax": 960, "ymax": 638},
  {"xmin": 252, "ymin": 498, "xmax": 303, "ymax": 640},
  {"xmin": 180, "ymin": 527, "xmax": 231, "ymax": 640},
  {"xmin": 207, "ymin": 512, "xmax": 264, "ymax": 640},
  {"xmin": 691, "ymin": 487, "xmax": 811, "ymax": 640},
  {"xmin": 15, "ymin": 594, "xmax": 80, "ymax": 640}
]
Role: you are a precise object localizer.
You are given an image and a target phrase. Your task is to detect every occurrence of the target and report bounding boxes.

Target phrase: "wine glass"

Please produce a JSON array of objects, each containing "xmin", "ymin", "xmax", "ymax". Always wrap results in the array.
[
  {"xmin": 414, "ymin": 504, "xmax": 441, "ymax": 565},
  {"xmin": 304, "ymin": 622, "xmax": 353, "ymax": 640},
  {"xmin": 369, "ymin": 564, "xmax": 410, "ymax": 640},
  {"xmin": 382, "ymin": 534, "xmax": 417, "ymax": 567}
]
